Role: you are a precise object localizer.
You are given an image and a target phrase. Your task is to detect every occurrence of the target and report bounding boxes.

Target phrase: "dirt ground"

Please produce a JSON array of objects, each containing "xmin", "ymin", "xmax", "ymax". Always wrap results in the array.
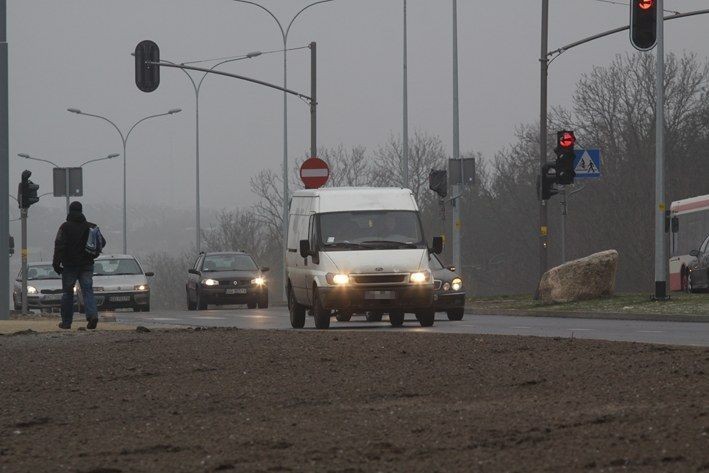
[{"xmin": 0, "ymin": 329, "xmax": 707, "ymax": 473}]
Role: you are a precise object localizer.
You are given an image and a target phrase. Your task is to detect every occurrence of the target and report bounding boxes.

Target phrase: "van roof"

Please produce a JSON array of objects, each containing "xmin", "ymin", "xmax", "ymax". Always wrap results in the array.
[{"xmin": 291, "ymin": 187, "xmax": 418, "ymax": 213}]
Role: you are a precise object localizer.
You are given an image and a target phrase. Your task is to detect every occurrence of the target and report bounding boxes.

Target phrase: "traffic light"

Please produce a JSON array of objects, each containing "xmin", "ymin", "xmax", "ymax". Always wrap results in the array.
[
  {"xmin": 554, "ymin": 130, "xmax": 576, "ymax": 185},
  {"xmin": 540, "ymin": 163, "xmax": 559, "ymax": 201},
  {"xmin": 429, "ymin": 169, "xmax": 448, "ymax": 198},
  {"xmin": 18, "ymin": 170, "xmax": 39, "ymax": 209},
  {"xmin": 135, "ymin": 40, "xmax": 160, "ymax": 93},
  {"xmin": 630, "ymin": 0, "xmax": 657, "ymax": 51}
]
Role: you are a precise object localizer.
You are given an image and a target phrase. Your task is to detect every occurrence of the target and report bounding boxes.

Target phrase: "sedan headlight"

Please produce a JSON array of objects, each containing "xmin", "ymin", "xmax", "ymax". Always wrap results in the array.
[
  {"xmin": 443, "ymin": 282, "xmax": 451, "ymax": 291},
  {"xmin": 202, "ymin": 278, "xmax": 219, "ymax": 286},
  {"xmin": 409, "ymin": 271, "xmax": 430, "ymax": 283},
  {"xmin": 251, "ymin": 277, "xmax": 265, "ymax": 286},
  {"xmin": 134, "ymin": 284, "xmax": 149, "ymax": 291},
  {"xmin": 326, "ymin": 273, "xmax": 349, "ymax": 285},
  {"xmin": 451, "ymin": 278, "xmax": 463, "ymax": 291},
  {"xmin": 27, "ymin": 285, "xmax": 37, "ymax": 295}
]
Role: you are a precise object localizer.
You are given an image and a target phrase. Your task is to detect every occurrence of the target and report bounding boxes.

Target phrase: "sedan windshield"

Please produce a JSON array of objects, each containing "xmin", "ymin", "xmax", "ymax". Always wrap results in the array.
[
  {"xmin": 94, "ymin": 259, "xmax": 142, "ymax": 276},
  {"xmin": 24, "ymin": 264, "xmax": 61, "ymax": 280},
  {"xmin": 202, "ymin": 254, "xmax": 257, "ymax": 272},
  {"xmin": 319, "ymin": 211, "xmax": 424, "ymax": 250}
]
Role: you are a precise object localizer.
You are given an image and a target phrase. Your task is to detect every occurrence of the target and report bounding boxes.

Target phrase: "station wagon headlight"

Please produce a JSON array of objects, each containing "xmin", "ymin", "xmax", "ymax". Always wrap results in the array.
[
  {"xmin": 202, "ymin": 278, "xmax": 219, "ymax": 286},
  {"xmin": 443, "ymin": 282, "xmax": 451, "ymax": 291},
  {"xmin": 251, "ymin": 277, "xmax": 265, "ymax": 286},
  {"xmin": 27, "ymin": 286, "xmax": 37, "ymax": 295},
  {"xmin": 451, "ymin": 278, "xmax": 463, "ymax": 291},
  {"xmin": 133, "ymin": 284, "xmax": 149, "ymax": 291},
  {"xmin": 326, "ymin": 273, "xmax": 350, "ymax": 285},
  {"xmin": 409, "ymin": 271, "xmax": 430, "ymax": 283}
]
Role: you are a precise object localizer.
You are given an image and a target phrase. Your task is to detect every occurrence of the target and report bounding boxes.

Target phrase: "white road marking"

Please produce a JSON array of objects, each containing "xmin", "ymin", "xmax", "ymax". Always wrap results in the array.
[
  {"xmin": 197, "ymin": 316, "xmax": 226, "ymax": 320},
  {"xmin": 637, "ymin": 330, "xmax": 664, "ymax": 333},
  {"xmin": 568, "ymin": 328, "xmax": 594, "ymax": 331},
  {"xmin": 149, "ymin": 317, "xmax": 179, "ymax": 321},
  {"xmin": 512, "ymin": 326, "xmax": 532, "ymax": 329}
]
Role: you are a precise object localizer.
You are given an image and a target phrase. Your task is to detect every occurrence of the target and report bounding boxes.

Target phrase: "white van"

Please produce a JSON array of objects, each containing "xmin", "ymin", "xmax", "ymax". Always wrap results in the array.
[{"xmin": 286, "ymin": 187, "xmax": 443, "ymax": 329}]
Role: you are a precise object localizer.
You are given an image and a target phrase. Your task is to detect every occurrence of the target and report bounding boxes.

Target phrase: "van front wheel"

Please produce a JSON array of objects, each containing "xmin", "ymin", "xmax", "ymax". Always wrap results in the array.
[
  {"xmin": 288, "ymin": 286, "xmax": 306, "ymax": 329},
  {"xmin": 313, "ymin": 289, "xmax": 331, "ymax": 329},
  {"xmin": 417, "ymin": 309, "xmax": 435, "ymax": 327}
]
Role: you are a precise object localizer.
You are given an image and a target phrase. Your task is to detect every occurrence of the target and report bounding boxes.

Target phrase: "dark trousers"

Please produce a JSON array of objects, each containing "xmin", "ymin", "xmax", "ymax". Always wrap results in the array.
[{"xmin": 61, "ymin": 264, "xmax": 97, "ymax": 325}]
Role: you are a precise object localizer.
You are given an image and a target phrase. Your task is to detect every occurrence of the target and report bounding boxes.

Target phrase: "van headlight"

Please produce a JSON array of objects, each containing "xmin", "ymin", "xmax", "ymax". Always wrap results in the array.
[
  {"xmin": 27, "ymin": 286, "xmax": 38, "ymax": 295},
  {"xmin": 451, "ymin": 278, "xmax": 463, "ymax": 291},
  {"xmin": 251, "ymin": 277, "xmax": 265, "ymax": 286},
  {"xmin": 202, "ymin": 278, "xmax": 219, "ymax": 286},
  {"xmin": 134, "ymin": 284, "xmax": 149, "ymax": 291},
  {"xmin": 326, "ymin": 273, "xmax": 350, "ymax": 285},
  {"xmin": 409, "ymin": 271, "xmax": 430, "ymax": 283}
]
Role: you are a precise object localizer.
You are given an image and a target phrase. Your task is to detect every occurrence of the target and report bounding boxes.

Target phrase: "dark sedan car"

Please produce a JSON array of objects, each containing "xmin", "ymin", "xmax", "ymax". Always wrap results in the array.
[
  {"xmin": 429, "ymin": 254, "xmax": 465, "ymax": 320},
  {"xmin": 688, "ymin": 233, "xmax": 709, "ymax": 292},
  {"xmin": 186, "ymin": 251, "xmax": 269, "ymax": 310}
]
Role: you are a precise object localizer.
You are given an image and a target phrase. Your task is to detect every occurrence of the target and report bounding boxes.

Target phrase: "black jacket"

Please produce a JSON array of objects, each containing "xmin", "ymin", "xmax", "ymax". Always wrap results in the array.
[{"xmin": 53, "ymin": 210, "xmax": 105, "ymax": 268}]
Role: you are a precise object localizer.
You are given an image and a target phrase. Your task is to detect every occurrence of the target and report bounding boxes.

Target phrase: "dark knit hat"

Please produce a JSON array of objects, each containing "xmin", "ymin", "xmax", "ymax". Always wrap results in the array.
[{"xmin": 69, "ymin": 201, "xmax": 82, "ymax": 212}]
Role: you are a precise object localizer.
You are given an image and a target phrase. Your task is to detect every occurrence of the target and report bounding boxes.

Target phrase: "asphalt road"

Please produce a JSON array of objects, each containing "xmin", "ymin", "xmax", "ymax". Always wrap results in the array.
[{"xmin": 115, "ymin": 306, "xmax": 709, "ymax": 347}]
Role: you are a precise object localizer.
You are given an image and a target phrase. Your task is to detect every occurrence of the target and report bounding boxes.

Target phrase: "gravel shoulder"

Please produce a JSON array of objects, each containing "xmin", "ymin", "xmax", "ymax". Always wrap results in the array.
[{"xmin": 0, "ymin": 329, "xmax": 707, "ymax": 473}]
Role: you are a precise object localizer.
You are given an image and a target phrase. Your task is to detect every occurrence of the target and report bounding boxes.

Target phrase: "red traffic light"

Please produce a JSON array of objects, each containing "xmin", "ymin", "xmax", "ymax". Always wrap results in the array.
[
  {"xmin": 557, "ymin": 131, "xmax": 575, "ymax": 150},
  {"xmin": 638, "ymin": 0, "xmax": 653, "ymax": 10}
]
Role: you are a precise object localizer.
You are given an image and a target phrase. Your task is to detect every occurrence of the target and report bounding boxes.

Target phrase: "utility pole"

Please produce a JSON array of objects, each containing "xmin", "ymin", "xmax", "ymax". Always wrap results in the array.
[
  {"xmin": 451, "ymin": 0, "xmax": 462, "ymax": 272},
  {"xmin": 20, "ymin": 208, "xmax": 27, "ymax": 314},
  {"xmin": 0, "ymin": 0, "xmax": 8, "ymax": 319},
  {"xmin": 402, "ymin": 0, "xmax": 409, "ymax": 188},
  {"xmin": 537, "ymin": 0, "xmax": 550, "ymax": 294},
  {"xmin": 654, "ymin": 0, "xmax": 668, "ymax": 300}
]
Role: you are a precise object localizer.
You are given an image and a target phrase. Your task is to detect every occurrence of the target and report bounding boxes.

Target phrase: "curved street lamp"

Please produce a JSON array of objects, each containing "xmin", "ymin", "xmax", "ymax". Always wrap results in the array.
[
  {"xmin": 18, "ymin": 152, "xmax": 119, "ymax": 213},
  {"xmin": 67, "ymin": 108, "xmax": 182, "ymax": 253},
  {"xmin": 161, "ymin": 51, "xmax": 262, "ymax": 252},
  {"xmin": 231, "ymin": 0, "xmax": 334, "ymax": 300}
]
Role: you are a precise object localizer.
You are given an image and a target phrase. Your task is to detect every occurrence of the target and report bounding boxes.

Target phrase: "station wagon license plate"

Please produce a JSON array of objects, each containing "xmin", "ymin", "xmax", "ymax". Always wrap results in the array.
[
  {"xmin": 110, "ymin": 295, "xmax": 131, "ymax": 302},
  {"xmin": 365, "ymin": 290, "xmax": 396, "ymax": 300},
  {"xmin": 226, "ymin": 288, "xmax": 247, "ymax": 295}
]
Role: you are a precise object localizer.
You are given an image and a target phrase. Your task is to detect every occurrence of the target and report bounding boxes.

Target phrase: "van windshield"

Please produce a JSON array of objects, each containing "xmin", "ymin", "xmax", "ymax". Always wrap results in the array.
[{"xmin": 319, "ymin": 211, "xmax": 425, "ymax": 250}]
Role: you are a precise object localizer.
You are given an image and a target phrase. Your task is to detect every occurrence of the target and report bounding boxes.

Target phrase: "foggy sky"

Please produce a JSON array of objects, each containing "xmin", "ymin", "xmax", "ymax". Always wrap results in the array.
[{"xmin": 8, "ymin": 0, "xmax": 709, "ymax": 217}]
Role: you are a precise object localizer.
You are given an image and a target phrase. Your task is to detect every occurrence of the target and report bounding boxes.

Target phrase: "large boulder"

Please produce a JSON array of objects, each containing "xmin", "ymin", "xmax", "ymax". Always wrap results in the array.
[{"xmin": 539, "ymin": 250, "xmax": 618, "ymax": 304}]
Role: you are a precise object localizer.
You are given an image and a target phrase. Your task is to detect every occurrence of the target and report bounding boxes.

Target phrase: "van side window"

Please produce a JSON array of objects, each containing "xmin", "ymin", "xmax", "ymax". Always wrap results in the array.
[{"xmin": 308, "ymin": 215, "xmax": 319, "ymax": 251}]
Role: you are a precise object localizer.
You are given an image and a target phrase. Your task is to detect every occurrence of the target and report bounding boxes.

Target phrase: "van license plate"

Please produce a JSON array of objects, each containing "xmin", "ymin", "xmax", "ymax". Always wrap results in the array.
[
  {"xmin": 226, "ymin": 288, "xmax": 247, "ymax": 295},
  {"xmin": 365, "ymin": 291, "xmax": 396, "ymax": 300}
]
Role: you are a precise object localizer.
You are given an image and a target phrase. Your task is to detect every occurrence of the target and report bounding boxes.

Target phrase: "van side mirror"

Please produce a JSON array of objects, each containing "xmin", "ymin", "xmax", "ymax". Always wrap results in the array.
[
  {"xmin": 689, "ymin": 249, "xmax": 700, "ymax": 257},
  {"xmin": 299, "ymin": 239, "xmax": 312, "ymax": 258},
  {"xmin": 261, "ymin": 266, "xmax": 270, "ymax": 273},
  {"xmin": 188, "ymin": 268, "xmax": 200, "ymax": 275},
  {"xmin": 431, "ymin": 236, "xmax": 443, "ymax": 255},
  {"xmin": 145, "ymin": 271, "xmax": 155, "ymax": 277}
]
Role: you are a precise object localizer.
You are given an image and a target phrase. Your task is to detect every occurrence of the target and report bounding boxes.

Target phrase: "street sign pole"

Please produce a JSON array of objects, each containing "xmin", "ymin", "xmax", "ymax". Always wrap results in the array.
[
  {"xmin": 64, "ymin": 168, "xmax": 70, "ymax": 214},
  {"xmin": 20, "ymin": 207, "xmax": 27, "ymax": 314},
  {"xmin": 654, "ymin": 0, "xmax": 668, "ymax": 300}
]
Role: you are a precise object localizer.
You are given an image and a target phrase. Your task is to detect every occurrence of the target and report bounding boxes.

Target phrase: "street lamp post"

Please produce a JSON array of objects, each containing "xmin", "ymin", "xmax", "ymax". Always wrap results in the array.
[
  {"xmin": 67, "ymin": 108, "xmax": 181, "ymax": 253},
  {"xmin": 231, "ymin": 0, "xmax": 334, "ymax": 301},
  {"xmin": 161, "ymin": 52, "xmax": 262, "ymax": 253},
  {"xmin": 17, "ymin": 152, "xmax": 118, "ymax": 214}
]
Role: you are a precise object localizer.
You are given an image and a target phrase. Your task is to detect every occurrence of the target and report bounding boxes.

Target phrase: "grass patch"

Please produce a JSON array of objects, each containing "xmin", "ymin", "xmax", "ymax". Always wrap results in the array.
[{"xmin": 468, "ymin": 292, "xmax": 709, "ymax": 316}]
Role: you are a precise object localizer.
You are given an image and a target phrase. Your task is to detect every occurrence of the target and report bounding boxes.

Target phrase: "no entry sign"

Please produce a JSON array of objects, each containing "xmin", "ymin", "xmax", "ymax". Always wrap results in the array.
[{"xmin": 300, "ymin": 157, "xmax": 329, "ymax": 189}]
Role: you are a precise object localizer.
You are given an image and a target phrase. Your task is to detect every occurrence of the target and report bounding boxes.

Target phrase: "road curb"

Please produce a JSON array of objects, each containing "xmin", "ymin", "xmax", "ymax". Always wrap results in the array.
[{"xmin": 464, "ymin": 308, "xmax": 709, "ymax": 323}]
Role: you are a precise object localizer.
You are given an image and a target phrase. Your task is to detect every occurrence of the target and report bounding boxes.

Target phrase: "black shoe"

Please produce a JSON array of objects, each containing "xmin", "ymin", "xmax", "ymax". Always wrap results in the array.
[
  {"xmin": 87, "ymin": 318, "xmax": 98, "ymax": 330},
  {"xmin": 58, "ymin": 322, "xmax": 71, "ymax": 330}
]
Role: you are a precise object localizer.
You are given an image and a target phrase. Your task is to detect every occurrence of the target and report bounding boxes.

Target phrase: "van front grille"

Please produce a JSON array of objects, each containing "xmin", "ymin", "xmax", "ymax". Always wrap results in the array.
[{"xmin": 352, "ymin": 274, "xmax": 407, "ymax": 284}]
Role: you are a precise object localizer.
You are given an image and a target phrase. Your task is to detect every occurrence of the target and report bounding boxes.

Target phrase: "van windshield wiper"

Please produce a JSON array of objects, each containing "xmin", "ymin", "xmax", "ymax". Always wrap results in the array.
[
  {"xmin": 323, "ymin": 241, "xmax": 368, "ymax": 249},
  {"xmin": 361, "ymin": 240, "xmax": 419, "ymax": 249}
]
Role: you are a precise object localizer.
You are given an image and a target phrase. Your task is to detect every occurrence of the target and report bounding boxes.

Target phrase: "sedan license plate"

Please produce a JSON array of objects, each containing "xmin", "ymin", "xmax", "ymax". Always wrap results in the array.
[
  {"xmin": 226, "ymin": 288, "xmax": 247, "ymax": 295},
  {"xmin": 365, "ymin": 290, "xmax": 396, "ymax": 300},
  {"xmin": 110, "ymin": 295, "xmax": 131, "ymax": 302}
]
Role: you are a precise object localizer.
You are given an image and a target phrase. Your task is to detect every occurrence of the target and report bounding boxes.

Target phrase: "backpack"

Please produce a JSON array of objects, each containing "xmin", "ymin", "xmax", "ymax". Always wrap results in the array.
[{"xmin": 85, "ymin": 225, "xmax": 105, "ymax": 257}]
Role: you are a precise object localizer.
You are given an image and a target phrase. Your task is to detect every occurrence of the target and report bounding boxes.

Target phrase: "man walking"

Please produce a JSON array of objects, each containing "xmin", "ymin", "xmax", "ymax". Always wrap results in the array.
[{"xmin": 52, "ymin": 201, "xmax": 105, "ymax": 329}]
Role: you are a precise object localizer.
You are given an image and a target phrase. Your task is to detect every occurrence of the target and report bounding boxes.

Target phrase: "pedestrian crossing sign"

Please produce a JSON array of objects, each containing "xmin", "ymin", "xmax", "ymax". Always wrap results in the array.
[{"xmin": 573, "ymin": 149, "xmax": 601, "ymax": 179}]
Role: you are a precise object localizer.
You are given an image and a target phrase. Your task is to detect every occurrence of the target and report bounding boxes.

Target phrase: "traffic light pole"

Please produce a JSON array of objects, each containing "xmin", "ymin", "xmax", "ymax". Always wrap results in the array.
[
  {"xmin": 0, "ymin": 0, "xmax": 8, "ymax": 319},
  {"xmin": 451, "ymin": 0, "xmax": 462, "ymax": 274},
  {"xmin": 20, "ymin": 207, "xmax": 27, "ymax": 314},
  {"xmin": 654, "ymin": 0, "xmax": 668, "ymax": 300},
  {"xmin": 537, "ymin": 0, "xmax": 549, "ymax": 295}
]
